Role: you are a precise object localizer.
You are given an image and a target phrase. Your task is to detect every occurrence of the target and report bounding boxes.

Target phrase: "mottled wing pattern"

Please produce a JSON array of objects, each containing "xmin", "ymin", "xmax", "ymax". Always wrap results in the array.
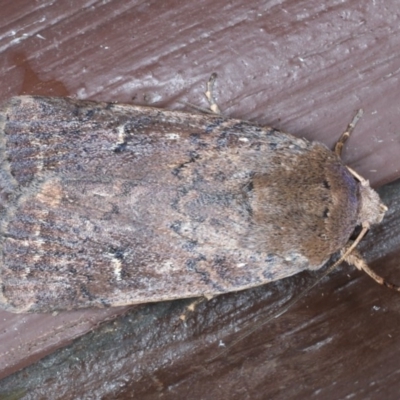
[{"xmin": 0, "ymin": 97, "xmax": 359, "ymax": 312}]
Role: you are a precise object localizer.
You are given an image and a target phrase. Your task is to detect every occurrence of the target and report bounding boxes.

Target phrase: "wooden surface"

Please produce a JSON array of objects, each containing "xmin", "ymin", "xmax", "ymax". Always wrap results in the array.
[{"xmin": 1, "ymin": 1, "xmax": 400, "ymax": 399}]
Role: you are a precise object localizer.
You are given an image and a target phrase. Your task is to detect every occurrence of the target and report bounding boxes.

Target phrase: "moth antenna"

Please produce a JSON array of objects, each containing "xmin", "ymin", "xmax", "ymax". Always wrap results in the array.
[
  {"xmin": 335, "ymin": 109, "xmax": 363, "ymax": 157},
  {"xmin": 206, "ymin": 224, "xmax": 369, "ymax": 363}
]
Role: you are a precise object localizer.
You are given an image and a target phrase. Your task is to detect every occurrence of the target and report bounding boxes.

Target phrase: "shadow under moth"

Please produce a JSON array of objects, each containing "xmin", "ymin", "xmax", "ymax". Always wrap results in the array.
[{"xmin": 0, "ymin": 78, "xmax": 392, "ymax": 313}]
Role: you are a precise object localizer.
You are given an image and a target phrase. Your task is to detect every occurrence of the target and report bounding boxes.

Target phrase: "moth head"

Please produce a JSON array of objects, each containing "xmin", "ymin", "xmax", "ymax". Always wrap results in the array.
[{"xmin": 358, "ymin": 181, "xmax": 387, "ymax": 226}]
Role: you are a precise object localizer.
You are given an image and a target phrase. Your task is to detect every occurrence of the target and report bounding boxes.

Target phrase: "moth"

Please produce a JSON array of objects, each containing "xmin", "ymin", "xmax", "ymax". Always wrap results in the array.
[{"xmin": 0, "ymin": 77, "xmax": 391, "ymax": 313}]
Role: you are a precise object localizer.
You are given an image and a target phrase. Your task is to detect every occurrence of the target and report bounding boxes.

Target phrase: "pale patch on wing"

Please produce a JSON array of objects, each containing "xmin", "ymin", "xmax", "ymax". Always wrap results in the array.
[
  {"xmin": 36, "ymin": 180, "xmax": 63, "ymax": 207},
  {"xmin": 111, "ymin": 258, "xmax": 122, "ymax": 281}
]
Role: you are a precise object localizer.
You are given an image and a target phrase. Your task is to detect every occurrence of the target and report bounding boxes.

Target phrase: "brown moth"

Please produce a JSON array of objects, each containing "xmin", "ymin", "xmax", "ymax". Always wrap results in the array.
[{"xmin": 0, "ymin": 83, "xmax": 389, "ymax": 313}]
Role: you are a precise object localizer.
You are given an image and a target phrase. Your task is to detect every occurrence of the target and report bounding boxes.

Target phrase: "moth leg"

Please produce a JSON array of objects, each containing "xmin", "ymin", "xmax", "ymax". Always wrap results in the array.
[
  {"xmin": 334, "ymin": 109, "xmax": 363, "ymax": 157},
  {"xmin": 205, "ymin": 73, "xmax": 221, "ymax": 114},
  {"xmin": 179, "ymin": 294, "xmax": 214, "ymax": 322},
  {"xmin": 344, "ymin": 249, "xmax": 400, "ymax": 291},
  {"xmin": 345, "ymin": 165, "xmax": 369, "ymax": 185}
]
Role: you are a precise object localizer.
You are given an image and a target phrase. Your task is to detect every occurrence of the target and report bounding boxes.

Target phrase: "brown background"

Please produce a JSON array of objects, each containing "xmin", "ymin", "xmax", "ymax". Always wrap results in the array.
[{"xmin": 1, "ymin": 0, "xmax": 400, "ymax": 399}]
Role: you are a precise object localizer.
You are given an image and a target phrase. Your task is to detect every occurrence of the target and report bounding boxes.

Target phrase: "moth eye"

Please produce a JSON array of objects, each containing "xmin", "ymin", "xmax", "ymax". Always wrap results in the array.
[
  {"xmin": 350, "ymin": 225, "xmax": 366, "ymax": 240},
  {"xmin": 323, "ymin": 180, "xmax": 330, "ymax": 189},
  {"xmin": 323, "ymin": 208, "xmax": 329, "ymax": 218}
]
